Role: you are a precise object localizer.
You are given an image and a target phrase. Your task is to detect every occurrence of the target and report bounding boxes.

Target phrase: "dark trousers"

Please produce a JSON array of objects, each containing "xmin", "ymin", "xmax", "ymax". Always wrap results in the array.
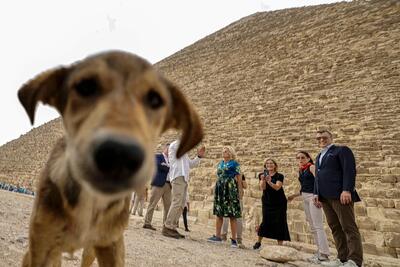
[
  {"xmin": 321, "ymin": 198, "xmax": 363, "ymax": 266},
  {"xmin": 182, "ymin": 207, "xmax": 189, "ymax": 230}
]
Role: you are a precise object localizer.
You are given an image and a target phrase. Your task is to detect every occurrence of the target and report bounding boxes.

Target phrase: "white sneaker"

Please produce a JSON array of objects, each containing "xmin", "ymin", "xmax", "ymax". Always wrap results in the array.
[
  {"xmin": 308, "ymin": 253, "xmax": 329, "ymax": 264},
  {"xmin": 321, "ymin": 259, "xmax": 344, "ymax": 267},
  {"xmin": 307, "ymin": 253, "xmax": 320, "ymax": 264},
  {"xmin": 343, "ymin": 260, "xmax": 358, "ymax": 267}
]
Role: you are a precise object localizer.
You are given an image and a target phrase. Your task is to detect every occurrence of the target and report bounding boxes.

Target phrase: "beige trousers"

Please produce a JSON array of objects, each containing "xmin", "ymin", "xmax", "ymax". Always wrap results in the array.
[
  {"xmin": 132, "ymin": 193, "xmax": 145, "ymax": 216},
  {"xmin": 164, "ymin": 176, "xmax": 187, "ymax": 230},
  {"xmin": 144, "ymin": 183, "xmax": 172, "ymax": 225},
  {"xmin": 302, "ymin": 192, "xmax": 330, "ymax": 256}
]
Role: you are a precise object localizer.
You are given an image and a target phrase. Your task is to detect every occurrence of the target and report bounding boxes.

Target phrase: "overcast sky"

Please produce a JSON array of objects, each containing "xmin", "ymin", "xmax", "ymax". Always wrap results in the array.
[{"xmin": 0, "ymin": 0, "xmax": 347, "ymax": 145}]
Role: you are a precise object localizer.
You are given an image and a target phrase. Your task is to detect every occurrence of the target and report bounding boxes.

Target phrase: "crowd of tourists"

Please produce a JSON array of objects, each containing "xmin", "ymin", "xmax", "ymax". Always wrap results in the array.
[
  {"xmin": 138, "ymin": 129, "xmax": 363, "ymax": 267},
  {"xmin": 0, "ymin": 181, "xmax": 35, "ymax": 195}
]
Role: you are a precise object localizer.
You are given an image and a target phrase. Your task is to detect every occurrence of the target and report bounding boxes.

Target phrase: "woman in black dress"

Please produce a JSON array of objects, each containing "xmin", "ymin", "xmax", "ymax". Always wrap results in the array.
[{"xmin": 253, "ymin": 158, "xmax": 290, "ymax": 249}]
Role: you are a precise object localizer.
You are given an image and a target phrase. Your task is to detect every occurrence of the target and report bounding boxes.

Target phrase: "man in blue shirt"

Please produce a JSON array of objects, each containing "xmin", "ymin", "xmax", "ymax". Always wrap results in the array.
[{"xmin": 143, "ymin": 144, "xmax": 171, "ymax": 230}]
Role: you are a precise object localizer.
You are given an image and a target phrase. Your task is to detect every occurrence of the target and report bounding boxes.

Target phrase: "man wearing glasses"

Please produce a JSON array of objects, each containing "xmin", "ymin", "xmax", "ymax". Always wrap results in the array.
[{"xmin": 313, "ymin": 130, "xmax": 363, "ymax": 267}]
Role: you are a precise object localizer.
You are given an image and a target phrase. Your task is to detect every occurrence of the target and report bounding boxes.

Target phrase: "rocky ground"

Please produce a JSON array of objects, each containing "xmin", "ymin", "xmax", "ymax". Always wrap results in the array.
[{"xmin": 1, "ymin": 190, "xmax": 399, "ymax": 267}]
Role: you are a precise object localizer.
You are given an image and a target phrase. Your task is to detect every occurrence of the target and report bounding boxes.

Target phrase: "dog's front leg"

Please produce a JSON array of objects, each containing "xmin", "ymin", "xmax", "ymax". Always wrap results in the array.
[
  {"xmin": 94, "ymin": 236, "xmax": 125, "ymax": 267},
  {"xmin": 21, "ymin": 244, "xmax": 62, "ymax": 267},
  {"xmin": 81, "ymin": 246, "xmax": 96, "ymax": 267}
]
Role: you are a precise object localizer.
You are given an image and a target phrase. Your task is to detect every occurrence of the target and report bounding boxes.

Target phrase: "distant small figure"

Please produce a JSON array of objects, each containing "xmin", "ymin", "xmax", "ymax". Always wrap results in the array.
[{"xmin": 130, "ymin": 186, "xmax": 148, "ymax": 216}]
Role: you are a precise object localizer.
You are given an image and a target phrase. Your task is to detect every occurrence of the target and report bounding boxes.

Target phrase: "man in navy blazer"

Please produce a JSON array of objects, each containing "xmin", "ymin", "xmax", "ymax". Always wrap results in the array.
[
  {"xmin": 143, "ymin": 143, "xmax": 171, "ymax": 230},
  {"xmin": 313, "ymin": 130, "xmax": 363, "ymax": 267}
]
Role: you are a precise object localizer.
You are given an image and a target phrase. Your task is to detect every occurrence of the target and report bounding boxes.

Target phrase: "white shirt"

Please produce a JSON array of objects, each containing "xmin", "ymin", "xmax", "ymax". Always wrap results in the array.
[
  {"xmin": 168, "ymin": 140, "xmax": 201, "ymax": 183},
  {"xmin": 319, "ymin": 144, "xmax": 334, "ymax": 165}
]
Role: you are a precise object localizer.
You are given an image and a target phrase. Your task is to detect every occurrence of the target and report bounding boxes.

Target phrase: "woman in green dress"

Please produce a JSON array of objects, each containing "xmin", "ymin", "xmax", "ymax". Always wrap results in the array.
[{"xmin": 207, "ymin": 146, "xmax": 242, "ymax": 248}]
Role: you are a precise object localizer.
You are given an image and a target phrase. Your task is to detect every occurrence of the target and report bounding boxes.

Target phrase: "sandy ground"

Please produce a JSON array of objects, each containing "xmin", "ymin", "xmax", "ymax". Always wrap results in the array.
[{"xmin": 1, "ymin": 190, "xmax": 399, "ymax": 267}]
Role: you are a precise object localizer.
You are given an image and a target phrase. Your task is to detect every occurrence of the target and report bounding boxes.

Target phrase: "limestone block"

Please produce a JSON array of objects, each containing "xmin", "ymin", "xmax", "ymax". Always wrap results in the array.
[
  {"xmin": 376, "ymin": 246, "xmax": 398, "ymax": 258},
  {"xmin": 376, "ymin": 199, "xmax": 395, "ymax": 208},
  {"xmin": 367, "ymin": 207, "xmax": 386, "ymax": 219},
  {"xmin": 354, "ymin": 204, "xmax": 367, "ymax": 216},
  {"xmin": 356, "ymin": 216, "xmax": 376, "ymax": 230},
  {"xmin": 362, "ymin": 230, "xmax": 385, "ymax": 247},
  {"xmin": 259, "ymin": 245, "xmax": 299, "ymax": 263},
  {"xmin": 297, "ymin": 233, "xmax": 308, "ymax": 243},
  {"xmin": 381, "ymin": 175, "xmax": 397, "ymax": 183},
  {"xmin": 385, "ymin": 209, "xmax": 400, "ymax": 221},
  {"xmin": 389, "ymin": 167, "xmax": 400, "ymax": 175},
  {"xmin": 293, "ymin": 221, "xmax": 306, "ymax": 233},
  {"xmin": 384, "ymin": 232, "xmax": 400, "ymax": 248},
  {"xmin": 369, "ymin": 189, "xmax": 388, "ymax": 198},
  {"xmin": 362, "ymin": 243, "xmax": 378, "ymax": 255},
  {"xmin": 190, "ymin": 210, "xmax": 198, "ymax": 217},
  {"xmin": 386, "ymin": 189, "xmax": 400, "ymax": 199},
  {"xmin": 375, "ymin": 220, "xmax": 400, "ymax": 233},
  {"xmin": 364, "ymin": 198, "xmax": 378, "ymax": 207},
  {"xmin": 197, "ymin": 210, "xmax": 209, "ymax": 225}
]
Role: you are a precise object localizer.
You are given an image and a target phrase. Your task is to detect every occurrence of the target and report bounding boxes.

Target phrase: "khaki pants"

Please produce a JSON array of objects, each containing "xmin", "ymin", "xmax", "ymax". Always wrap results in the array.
[
  {"xmin": 164, "ymin": 176, "xmax": 187, "ymax": 230},
  {"xmin": 322, "ymin": 198, "xmax": 363, "ymax": 266},
  {"xmin": 222, "ymin": 200, "xmax": 244, "ymax": 239},
  {"xmin": 132, "ymin": 193, "xmax": 145, "ymax": 216},
  {"xmin": 144, "ymin": 183, "xmax": 171, "ymax": 225},
  {"xmin": 302, "ymin": 192, "xmax": 330, "ymax": 256}
]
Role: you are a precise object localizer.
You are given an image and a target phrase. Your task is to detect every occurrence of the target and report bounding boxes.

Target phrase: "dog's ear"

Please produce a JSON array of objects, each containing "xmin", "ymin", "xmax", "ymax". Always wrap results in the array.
[
  {"xmin": 18, "ymin": 67, "xmax": 69, "ymax": 125},
  {"xmin": 163, "ymin": 80, "xmax": 203, "ymax": 158}
]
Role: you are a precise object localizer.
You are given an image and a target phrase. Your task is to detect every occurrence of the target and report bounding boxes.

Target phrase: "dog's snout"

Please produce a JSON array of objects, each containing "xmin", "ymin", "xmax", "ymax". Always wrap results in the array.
[{"xmin": 94, "ymin": 138, "xmax": 145, "ymax": 178}]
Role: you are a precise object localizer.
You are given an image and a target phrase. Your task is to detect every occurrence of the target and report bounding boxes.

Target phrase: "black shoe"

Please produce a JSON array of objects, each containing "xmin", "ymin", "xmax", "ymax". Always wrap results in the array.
[
  {"xmin": 143, "ymin": 224, "xmax": 156, "ymax": 231},
  {"xmin": 185, "ymin": 228, "xmax": 190, "ymax": 232},
  {"xmin": 162, "ymin": 227, "xmax": 184, "ymax": 239},
  {"xmin": 253, "ymin": 242, "xmax": 261, "ymax": 250}
]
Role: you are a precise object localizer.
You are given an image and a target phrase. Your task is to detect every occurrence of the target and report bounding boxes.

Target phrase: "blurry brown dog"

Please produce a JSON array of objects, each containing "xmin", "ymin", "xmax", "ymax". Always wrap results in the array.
[{"xmin": 18, "ymin": 51, "xmax": 203, "ymax": 267}]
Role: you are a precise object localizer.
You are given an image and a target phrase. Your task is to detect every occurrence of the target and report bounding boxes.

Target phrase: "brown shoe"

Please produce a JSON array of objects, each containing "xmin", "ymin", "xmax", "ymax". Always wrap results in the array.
[
  {"xmin": 143, "ymin": 224, "xmax": 156, "ymax": 231},
  {"xmin": 162, "ymin": 227, "xmax": 184, "ymax": 239}
]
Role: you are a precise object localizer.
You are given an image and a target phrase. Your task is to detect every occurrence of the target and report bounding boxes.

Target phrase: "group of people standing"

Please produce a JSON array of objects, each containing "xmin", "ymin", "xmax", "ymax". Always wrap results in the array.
[
  {"xmin": 207, "ymin": 130, "xmax": 362, "ymax": 267},
  {"xmin": 138, "ymin": 129, "xmax": 363, "ymax": 267}
]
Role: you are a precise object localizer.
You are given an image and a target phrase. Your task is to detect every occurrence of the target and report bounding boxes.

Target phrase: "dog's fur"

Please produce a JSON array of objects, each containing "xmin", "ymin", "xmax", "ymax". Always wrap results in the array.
[{"xmin": 18, "ymin": 51, "xmax": 203, "ymax": 267}]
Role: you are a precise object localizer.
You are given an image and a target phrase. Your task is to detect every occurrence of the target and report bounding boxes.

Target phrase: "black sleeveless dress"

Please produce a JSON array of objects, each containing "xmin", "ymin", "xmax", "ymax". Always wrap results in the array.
[{"xmin": 257, "ymin": 172, "xmax": 291, "ymax": 241}]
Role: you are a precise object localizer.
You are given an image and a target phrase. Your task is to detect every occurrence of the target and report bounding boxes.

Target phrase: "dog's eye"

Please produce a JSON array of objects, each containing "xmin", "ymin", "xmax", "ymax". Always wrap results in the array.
[
  {"xmin": 145, "ymin": 89, "xmax": 164, "ymax": 109},
  {"xmin": 74, "ymin": 78, "xmax": 99, "ymax": 97}
]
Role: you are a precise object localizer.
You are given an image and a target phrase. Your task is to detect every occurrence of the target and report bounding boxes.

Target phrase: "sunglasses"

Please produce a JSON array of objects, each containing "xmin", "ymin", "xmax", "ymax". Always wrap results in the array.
[
  {"xmin": 296, "ymin": 156, "xmax": 306, "ymax": 159},
  {"xmin": 316, "ymin": 136, "xmax": 329, "ymax": 140}
]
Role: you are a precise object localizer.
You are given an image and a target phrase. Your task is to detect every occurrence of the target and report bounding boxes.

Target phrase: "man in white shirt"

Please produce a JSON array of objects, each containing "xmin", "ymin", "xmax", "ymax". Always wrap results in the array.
[{"xmin": 162, "ymin": 139, "xmax": 205, "ymax": 239}]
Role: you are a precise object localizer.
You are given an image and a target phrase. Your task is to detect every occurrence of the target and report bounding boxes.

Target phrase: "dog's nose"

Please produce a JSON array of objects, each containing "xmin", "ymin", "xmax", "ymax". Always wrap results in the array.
[{"xmin": 93, "ymin": 138, "xmax": 145, "ymax": 179}]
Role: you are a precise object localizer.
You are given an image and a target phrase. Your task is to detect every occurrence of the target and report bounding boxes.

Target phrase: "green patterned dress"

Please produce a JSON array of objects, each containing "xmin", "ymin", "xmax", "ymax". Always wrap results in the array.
[{"xmin": 213, "ymin": 160, "xmax": 241, "ymax": 218}]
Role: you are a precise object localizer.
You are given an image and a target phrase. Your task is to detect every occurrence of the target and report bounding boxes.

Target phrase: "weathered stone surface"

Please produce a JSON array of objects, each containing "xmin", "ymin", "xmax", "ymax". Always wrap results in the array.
[
  {"xmin": 384, "ymin": 233, "xmax": 400, "ymax": 248},
  {"xmin": 260, "ymin": 245, "xmax": 299, "ymax": 263},
  {"xmin": 0, "ymin": 0, "xmax": 399, "ymax": 259}
]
